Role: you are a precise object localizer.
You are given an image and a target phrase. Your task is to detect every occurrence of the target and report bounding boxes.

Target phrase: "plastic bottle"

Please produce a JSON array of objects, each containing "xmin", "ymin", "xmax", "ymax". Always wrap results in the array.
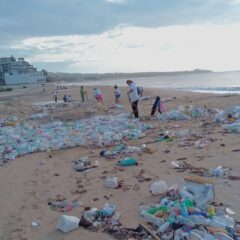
[
  {"xmin": 214, "ymin": 232, "xmax": 234, "ymax": 240},
  {"xmin": 149, "ymin": 180, "xmax": 168, "ymax": 196},
  {"xmin": 140, "ymin": 210, "xmax": 164, "ymax": 227},
  {"xmin": 118, "ymin": 158, "xmax": 138, "ymax": 166},
  {"xmin": 210, "ymin": 216, "xmax": 235, "ymax": 229},
  {"xmin": 180, "ymin": 202, "xmax": 189, "ymax": 217},
  {"xmin": 208, "ymin": 205, "xmax": 215, "ymax": 217},
  {"xmin": 104, "ymin": 177, "xmax": 119, "ymax": 188},
  {"xmin": 102, "ymin": 203, "xmax": 116, "ymax": 217},
  {"xmin": 189, "ymin": 231, "xmax": 204, "ymax": 240},
  {"xmin": 158, "ymin": 222, "xmax": 170, "ymax": 233}
]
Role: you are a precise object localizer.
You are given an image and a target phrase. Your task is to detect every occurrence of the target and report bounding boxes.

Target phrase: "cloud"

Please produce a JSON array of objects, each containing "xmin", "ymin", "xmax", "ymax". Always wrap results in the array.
[
  {"xmin": 10, "ymin": 23, "xmax": 240, "ymax": 73},
  {"xmin": 105, "ymin": 0, "xmax": 126, "ymax": 3},
  {"xmin": 231, "ymin": 0, "xmax": 240, "ymax": 4},
  {"xmin": 1, "ymin": 0, "xmax": 240, "ymax": 46}
]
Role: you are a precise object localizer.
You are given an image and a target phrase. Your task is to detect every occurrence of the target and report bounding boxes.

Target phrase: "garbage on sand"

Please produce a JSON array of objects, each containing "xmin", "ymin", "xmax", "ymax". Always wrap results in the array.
[
  {"xmin": 157, "ymin": 109, "xmax": 190, "ymax": 121},
  {"xmin": 214, "ymin": 106, "xmax": 240, "ymax": 123},
  {"xmin": 56, "ymin": 215, "xmax": 80, "ymax": 233},
  {"xmin": 222, "ymin": 121, "xmax": 240, "ymax": 133},
  {"xmin": 0, "ymin": 114, "xmax": 152, "ymax": 163},
  {"xmin": 140, "ymin": 176, "xmax": 239, "ymax": 240},
  {"xmin": 100, "ymin": 143, "xmax": 153, "ymax": 158},
  {"xmin": 104, "ymin": 177, "xmax": 121, "ymax": 189},
  {"xmin": 48, "ymin": 198, "xmax": 79, "ymax": 212},
  {"xmin": 149, "ymin": 180, "xmax": 168, "ymax": 196},
  {"xmin": 118, "ymin": 157, "xmax": 138, "ymax": 166},
  {"xmin": 73, "ymin": 157, "xmax": 99, "ymax": 172},
  {"xmin": 79, "ymin": 203, "xmax": 158, "ymax": 239}
]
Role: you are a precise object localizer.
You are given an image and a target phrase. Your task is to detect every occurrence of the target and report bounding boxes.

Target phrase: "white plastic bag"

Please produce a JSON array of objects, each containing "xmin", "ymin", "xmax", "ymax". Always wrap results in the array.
[{"xmin": 56, "ymin": 215, "xmax": 80, "ymax": 233}]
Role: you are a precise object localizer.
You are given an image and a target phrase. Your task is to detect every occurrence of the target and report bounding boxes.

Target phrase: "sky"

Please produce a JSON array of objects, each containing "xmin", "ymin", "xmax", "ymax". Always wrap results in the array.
[{"xmin": 1, "ymin": 0, "xmax": 240, "ymax": 73}]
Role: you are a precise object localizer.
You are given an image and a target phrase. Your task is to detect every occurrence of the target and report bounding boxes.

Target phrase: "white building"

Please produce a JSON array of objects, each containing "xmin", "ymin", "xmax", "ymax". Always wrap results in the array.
[{"xmin": 0, "ymin": 56, "xmax": 47, "ymax": 85}]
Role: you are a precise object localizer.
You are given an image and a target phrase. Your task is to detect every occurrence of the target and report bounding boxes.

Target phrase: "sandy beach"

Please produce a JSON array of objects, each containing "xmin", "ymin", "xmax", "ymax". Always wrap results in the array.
[{"xmin": 0, "ymin": 83, "xmax": 240, "ymax": 240}]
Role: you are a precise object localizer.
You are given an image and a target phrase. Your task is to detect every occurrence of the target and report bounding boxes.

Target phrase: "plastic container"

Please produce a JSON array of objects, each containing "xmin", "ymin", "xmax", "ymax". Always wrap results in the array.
[
  {"xmin": 104, "ymin": 177, "xmax": 119, "ymax": 188},
  {"xmin": 158, "ymin": 222, "xmax": 170, "ymax": 233},
  {"xmin": 102, "ymin": 203, "xmax": 116, "ymax": 217},
  {"xmin": 56, "ymin": 215, "xmax": 80, "ymax": 233},
  {"xmin": 118, "ymin": 158, "xmax": 138, "ymax": 166},
  {"xmin": 149, "ymin": 180, "xmax": 168, "ymax": 196}
]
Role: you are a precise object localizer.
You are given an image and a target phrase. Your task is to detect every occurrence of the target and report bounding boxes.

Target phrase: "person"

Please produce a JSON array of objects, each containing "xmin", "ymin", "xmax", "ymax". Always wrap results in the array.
[
  {"xmin": 63, "ymin": 94, "xmax": 67, "ymax": 102},
  {"xmin": 151, "ymin": 96, "xmax": 162, "ymax": 116},
  {"xmin": 126, "ymin": 80, "xmax": 139, "ymax": 118},
  {"xmin": 114, "ymin": 85, "xmax": 121, "ymax": 104},
  {"xmin": 68, "ymin": 94, "xmax": 72, "ymax": 102},
  {"xmin": 93, "ymin": 88, "xmax": 103, "ymax": 103},
  {"xmin": 52, "ymin": 90, "xmax": 58, "ymax": 103},
  {"xmin": 137, "ymin": 86, "xmax": 143, "ymax": 97},
  {"xmin": 80, "ymin": 86, "xmax": 87, "ymax": 102}
]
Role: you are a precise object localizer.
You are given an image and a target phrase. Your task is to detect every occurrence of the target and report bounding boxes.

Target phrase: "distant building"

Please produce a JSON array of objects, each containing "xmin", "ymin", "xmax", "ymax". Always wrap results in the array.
[{"xmin": 0, "ymin": 56, "xmax": 47, "ymax": 86}]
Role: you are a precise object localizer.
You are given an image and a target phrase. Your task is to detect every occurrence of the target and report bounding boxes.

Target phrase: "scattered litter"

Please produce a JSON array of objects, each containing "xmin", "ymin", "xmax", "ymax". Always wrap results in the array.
[
  {"xmin": 48, "ymin": 199, "xmax": 79, "ymax": 212},
  {"xmin": 226, "ymin": 207, "xmax": 236, "ymax": 215},
  {"xmin": 73, "ymin": 157, "xmax": 99, "ymax": 172},
  {"xmin": 222, "ymin": 121, "xmax": 240, "ymax": 133},
  {"xmin": 0, "ymin": 114, "xmax": 152, "ymax": 163},
  {"xmin": 157, "ymin": 109, "xmax": 190, "ymax": 121},
  {"xmin": 56, "ymin": 215, "xmax": 80, "ymax": 233},
  {"xmin": 104, "ymin": 177, "xmax": 121, "ymax": 189},
  {"xmin": 118, "ymin": 157, "xmax": 138, "ymax": 166},
  {"xmin": 31, "ymin": 221, "xmax": 39, "ymax": 228},
  {"xmin": 140, "ymin": 177, "xmax": 239, "ymax": 240},
  {"xmin": 149, "ymin": 180, "xmax": 168, "ymax": 196},
  {"xmin": 27, "ymin": 112, "xmax": 47, "ymax": 120}
]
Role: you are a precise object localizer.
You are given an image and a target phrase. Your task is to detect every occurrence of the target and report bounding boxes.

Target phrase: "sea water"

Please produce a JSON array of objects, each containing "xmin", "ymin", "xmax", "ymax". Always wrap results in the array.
[{"xmin": 61, "ymin": 71, "xmax": 240, "ymax": 94}]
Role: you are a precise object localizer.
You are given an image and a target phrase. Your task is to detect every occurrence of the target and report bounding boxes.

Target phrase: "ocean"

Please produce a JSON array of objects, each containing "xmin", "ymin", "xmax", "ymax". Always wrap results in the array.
[{"xmin": 62, "ymin": 71, "xmax": 240, "ymax": 94}]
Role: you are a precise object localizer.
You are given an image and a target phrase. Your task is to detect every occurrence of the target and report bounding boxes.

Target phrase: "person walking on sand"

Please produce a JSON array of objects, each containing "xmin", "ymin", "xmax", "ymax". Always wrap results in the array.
[
  {"xmin": 80, "ymin": 86, "xmax": 87, "ymax": 102},
  {"xmin": 114, "ymin": 85, "xmax": 121, "ymax": 104},
  {"xmin": 151, "ymin": 96, "xmax": 162, "ymax": 116},
  {"xmin": 126, "ymin": 80, "xmax": 139, "ymax": 118},
  {"xmin": 93, "ymin": 88, "xmax": 103, "ymax": 103},
  {"xmin": 52, "ymin": 90, "xmax": 58, "ymax": 103}
]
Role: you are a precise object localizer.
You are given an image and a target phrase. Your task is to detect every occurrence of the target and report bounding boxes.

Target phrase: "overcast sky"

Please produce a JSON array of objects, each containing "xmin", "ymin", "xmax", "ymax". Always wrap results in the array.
[{"xmin": 1, "ymin": 0, "xmax": 240, "ymax": 73}]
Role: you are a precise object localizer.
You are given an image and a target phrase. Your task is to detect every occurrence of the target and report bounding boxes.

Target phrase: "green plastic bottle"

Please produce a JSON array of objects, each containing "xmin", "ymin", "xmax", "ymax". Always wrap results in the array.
[{"xmin": 118, "ymin": 158, "xmax": 138, "ymax": 166}]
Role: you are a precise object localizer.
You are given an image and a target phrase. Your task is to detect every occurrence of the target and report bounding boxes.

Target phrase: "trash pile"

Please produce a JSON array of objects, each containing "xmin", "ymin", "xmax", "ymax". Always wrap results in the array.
[
  {"xmin": 222, "ymin": 122, "xmax": 240, "ymax": 134},
  {"xmin": 189, "ymin": 105, "xmax": 209, "ymax": 119},
  {"xmin": 0, "ymin": 114, "xmax": 152, "ymax": 162},
  {"xmin": 214, "ymin": 106, "xmax": 240, "ymax": 123},
  {"xmin": 100, "ymin": 143, "xmax": 153, "ymax": 158},
  {"xmin": 27, "ymin": 112, "xmax": 47, "ymax": 120},
  {"xmin": 157, "ymin": 109, "xmax": 190, "ymax": 121},
  {"xmin": 140, "ymin": 177, "xmax": 240, "ymax": 240},
  {"xmin": 73, "ymin": 157, "xmax": 99, "ymax": 172},
  {"xmin": 57, "ymin": 204, "xmax": 156, "ymax": 239},
  {"xmin": 0, "ymin": 116, "xmax": 18, "ymax": 127},
  {"xmin": 157, "ymin": 105, "xmax": 216, "ymax": 121}
]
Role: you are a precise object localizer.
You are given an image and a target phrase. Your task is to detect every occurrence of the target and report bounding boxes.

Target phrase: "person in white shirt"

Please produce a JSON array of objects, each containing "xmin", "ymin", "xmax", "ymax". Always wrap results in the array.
[
  {"xmin": 114, "ymin": 85, "xmax": 121, "ymax": 104},
  {"xmin": 126, "ymin": 80, "xmax": 139, "ymax": 118}
]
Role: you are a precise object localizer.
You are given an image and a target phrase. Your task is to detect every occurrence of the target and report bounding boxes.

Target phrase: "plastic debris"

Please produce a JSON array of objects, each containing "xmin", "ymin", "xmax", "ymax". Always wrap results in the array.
[
  {"xmin": 118, "ymin": 157, "xmax": 138, "ymax": 166},
  {"xmin": 149, "ymin": 180, "xmax": 168, "ymax": 196},
  {"xmin": 0, "ymin": 114, "xmax": 152, "ymax": 163},
  {"xmin": 157, "ymin": 109, "xmax": 190, "ymax": 121},
  {"xmin": 140, "ymin": 178, "xmax": 238, "ymax": 240},
  {"xmin": 56, "ymin": 215, "xmax": 80, "ymax": 233},
  {"xmin": 104, "ymin": 177, "xmax": 120, "ymax": 189}
]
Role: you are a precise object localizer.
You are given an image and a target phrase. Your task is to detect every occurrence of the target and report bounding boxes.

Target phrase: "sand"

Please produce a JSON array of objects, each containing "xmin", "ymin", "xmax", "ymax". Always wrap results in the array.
[{"xmin": 0, "ymin": 83, "xmax": 240, "ymax": 240}]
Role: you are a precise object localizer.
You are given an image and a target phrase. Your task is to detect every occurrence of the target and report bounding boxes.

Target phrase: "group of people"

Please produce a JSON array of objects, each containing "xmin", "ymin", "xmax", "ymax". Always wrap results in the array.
[{"xmin": 51, "ymin": 81, "xmax": 164, "ymax": 119}]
